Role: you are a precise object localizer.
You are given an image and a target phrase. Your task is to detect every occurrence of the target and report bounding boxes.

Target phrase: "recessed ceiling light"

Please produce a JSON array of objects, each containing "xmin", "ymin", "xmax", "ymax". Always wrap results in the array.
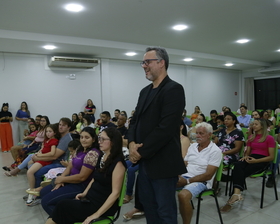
[
  {"xmin": 125, "ymin": 52, "xmax": 137, "ymax": 56},
  {"xmin": 43, "ymin": 45, "xmax": 57, "ymax": 50},
  {"xmin": 183, "ymin": 58, "xmax": 193, "ymax": 62},
  {"xmin": 236, "ymin": 39, "xmax": 250, "ymax": 44},
  {"xmin": 172, "ymin": 24, "xmax": 188, "ymax": 31},
  {"xmin": 277, "ymin": 49, "xmax": 280, "ymax": 52},
  {"xmin": 65, "ymin": 3, "xmax": 84, "ymax": 12},
  {"xmin": 225, "ymin": 63, "xmax": 234, "ymax": 67}
]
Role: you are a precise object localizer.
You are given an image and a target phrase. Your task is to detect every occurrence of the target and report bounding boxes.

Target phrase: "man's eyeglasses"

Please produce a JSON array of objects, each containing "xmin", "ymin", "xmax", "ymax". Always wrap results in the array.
[
  {"xmin": 140, "ymin": 59, "xmax": 160, "ymax": 67},
  {"xmin": 98, "ymin": 136, "xmax": 110, "ymax": 143}
]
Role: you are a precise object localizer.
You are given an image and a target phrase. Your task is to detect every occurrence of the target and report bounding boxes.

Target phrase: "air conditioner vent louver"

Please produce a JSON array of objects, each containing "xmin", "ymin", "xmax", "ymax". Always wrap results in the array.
[{"xmin": 49, "ymin": 56, "xmax": 99, "ymax": 68}]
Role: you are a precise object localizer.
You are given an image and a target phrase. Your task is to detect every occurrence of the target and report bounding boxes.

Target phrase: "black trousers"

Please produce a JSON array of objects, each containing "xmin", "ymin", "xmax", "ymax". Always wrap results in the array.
[{"xmin": 232, "ymin": 154, "xmax": 269, "ymax": 191}]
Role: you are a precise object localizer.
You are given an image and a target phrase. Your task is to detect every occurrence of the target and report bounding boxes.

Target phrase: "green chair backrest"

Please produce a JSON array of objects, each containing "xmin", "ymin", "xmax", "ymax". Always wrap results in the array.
[
  {"xmin": 241, "ymin": 127, "xmax": 248, "ymax": 141},
  {"xmin": 273, "ymin": 141, "xmax": 278, "ymax": 164},
  {"xmin": 276, "ymin": 113, "xmax": 280, "ymax": 126},
  {"xmin": 247, "ymin": 110, "xmax": 252, "ymax": 115},
  {"xmin": 215, "ymin": 157, "xmax": 224, "ymax": 182},
  {"xmin": 269, "ymin": 129, "xmax": 276, "ymax": 138},
  {"xmin": 232, "ymin": 111, "xmax": 237, "ymax": 115},
  {"xmin": 192, "ymin": 119, "xmax": 197, "ymax": 127}
]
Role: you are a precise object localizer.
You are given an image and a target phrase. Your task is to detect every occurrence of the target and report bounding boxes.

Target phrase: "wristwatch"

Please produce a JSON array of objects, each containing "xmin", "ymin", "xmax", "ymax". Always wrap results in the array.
[{"xmin": 187, "ymin": 179, "xmax": 190, "ymax": 185}]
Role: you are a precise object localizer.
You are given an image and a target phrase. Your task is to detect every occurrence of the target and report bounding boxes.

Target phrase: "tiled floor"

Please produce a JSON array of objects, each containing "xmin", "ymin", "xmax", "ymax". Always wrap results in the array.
[{"xmin": 1, "ymin": 151, "xmax": 280, "ymax": 224}]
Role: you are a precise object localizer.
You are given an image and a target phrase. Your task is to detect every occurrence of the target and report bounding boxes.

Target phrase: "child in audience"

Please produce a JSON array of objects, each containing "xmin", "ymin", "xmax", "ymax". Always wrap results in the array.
[
  {"xmin": 25, "ymin": 124, "xmax": 60, "ymax": 205},
  {"xmin": 18, "ymin": 123, "xmax": 38, "ymax": 147},
  {"xmin": 40, "ymin": 140, "xmax": 80, "ymax": 188},
  {"xmin": 214, "ymin": 115, "xmax": 226, "ymax": 135}
]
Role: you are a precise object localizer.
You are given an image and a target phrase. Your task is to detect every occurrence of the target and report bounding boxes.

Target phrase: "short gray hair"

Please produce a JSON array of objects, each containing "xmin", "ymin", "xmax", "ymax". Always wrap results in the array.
[
  {"xmin": 195, "ymin": 122, "xmax": 213, "ymax": 133},
  {"xmin": 145, "ymin": 47, "xmax": 169, "ymax": 70}
]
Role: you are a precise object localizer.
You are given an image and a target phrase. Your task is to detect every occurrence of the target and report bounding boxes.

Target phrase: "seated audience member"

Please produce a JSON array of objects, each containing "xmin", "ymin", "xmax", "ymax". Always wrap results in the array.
[
  {"xmin": 177, "ymin": 122, "xmax": 222, "ymax": 224},
  {"xmin": 236, "ymin": 103, "xmax": 246, "ymax": 115},
  {"xmin": 117, "ymin": 113, "xmax": 128, "ymax": 136},
  {"xmin": 214, "ymin": 115, "xmax": 225, "ymax": 136},
  {"xmin": 220, "ymin": 119, "xmax": 275, "ymax": 212},
  {"xmin": 44, "ymin": 127, "xmax": 127, "ymax": 224},
  {"xmin": 69, "ymin": 113, "xmax": 79, "ymax": 133},
  {"xmin": 32, "ymin": 118, "xmax": 73, "ymax": 189},
  {"xmin": 237, "ymin": 105, "xmax": 251, "ymax": 128},
  {"xmin": 182, "ymin": 109, "xmax": 192, "ymax": 128},
  {"xmin": 25, "ymin": 123, "xmax": 60, "ymax": 205},
  {"xmin": 111, "ymin": 109, "xmax": 120, "ymax": 123},
  {"xmin": 99, "ymin": 111, "xmax": 117, "ymax": 132},
  {"xmin": 220, "ymin": 106, "xmax": 228, "ymax": 115},
  {"xmin": 274, "ymin": 104, "xmax": 280, "ymax": 115},
  {"xmin": 208, "ymin": 110, "xmax": 218, "ymax": 132},
  {"xmin": 190, "ymin": 106, "xmax": 201, "ymax": 121},
  {"xmin": 261, "ymin": 110, "xmax": 274, "ymax": 130},
  {"xmin": 267, "ymin": 109, "xmax": 276, "ymax": 127},
  {"xmin": 94, "ymin": 113, "xmax": 103, "ymax": 128},
  {"xmin": 35, "ymin": 115, "xmax": 43, "ymax": 127},
  {"xmin": 215, "ymin": 112, "xmax": 244, "ymax": 165},
  {"xmin": 23, "ymin": 118, "xmax": 36, "ymax": 136},
  {"xmin": 84, "ymin": 99, "xmax": 96, "ymax": 123},
  {"xmin": 39, "ymin": 140, "xmax": 80, "ymax": 188},
  {"xmin": 3, "ymin": 121, "xmax": 35, "ymax": 167},
  {"xmin": 248, "ymin": 110, "xmax": 261, "ymax": 136},
  {"xmin": 188, "ymin": 114, "xmax": 206, "ymax": 143},
  {"xmin": 40, "ymin": 127, "xmax": 101, "ymax": 214},
  {"xmin": 74, "ymin": 112, "xmax": 85, "ymax": 134},
  {"xmin": 80, "ymin": 115, "xmax": 95, "ymax": 130},
  {"xmin": 9, "ymin": 116, "xmax": 50, "ymax": 169},
  {"xmin": 120, "ymin": 111, "xmax": 129, "ymax": 128}
]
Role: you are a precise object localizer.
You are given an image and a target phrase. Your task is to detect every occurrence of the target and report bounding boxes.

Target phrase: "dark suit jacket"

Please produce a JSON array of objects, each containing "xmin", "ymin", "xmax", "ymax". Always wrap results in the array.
[{"xmin": 128, "ymin": 75, "xmax": 187, "ymax": 179}]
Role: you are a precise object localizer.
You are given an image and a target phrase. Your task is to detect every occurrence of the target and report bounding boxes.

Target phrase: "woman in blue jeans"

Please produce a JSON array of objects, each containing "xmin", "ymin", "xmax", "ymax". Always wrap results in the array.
[{"xmin": 40, "ymin": 127, "xmax": 101, "ymax": 215}]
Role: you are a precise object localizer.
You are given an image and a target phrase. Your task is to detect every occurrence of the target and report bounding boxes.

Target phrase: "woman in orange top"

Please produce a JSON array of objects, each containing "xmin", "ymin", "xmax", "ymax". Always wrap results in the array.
[{"xmin": 190, "ymin": 106, "xmax": 201, "ymax": 121}]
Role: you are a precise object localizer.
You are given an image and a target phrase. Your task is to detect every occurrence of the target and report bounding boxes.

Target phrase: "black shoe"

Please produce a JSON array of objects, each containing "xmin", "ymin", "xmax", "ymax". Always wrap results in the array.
[
  {"xmin": 2, "ymin": 166, "xmax": 11, "ymax": 172},
  {"xmin": 266, "ymin": 176, "xmax": 274, "ymax": 188}
]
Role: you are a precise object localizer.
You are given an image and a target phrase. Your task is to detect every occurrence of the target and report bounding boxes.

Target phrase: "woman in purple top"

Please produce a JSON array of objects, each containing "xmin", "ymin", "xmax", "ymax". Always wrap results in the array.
[
  {"xmin": 15, "ymin": 101, "xmax": 30, "ymax": 142},
  {"xmin": 40, "ymin": 127, "xmax": 101, "ymax": 215}
]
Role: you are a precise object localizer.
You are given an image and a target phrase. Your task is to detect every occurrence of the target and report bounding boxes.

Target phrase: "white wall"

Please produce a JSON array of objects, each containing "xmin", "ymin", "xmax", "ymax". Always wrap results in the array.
[{"xmin": 0, "ymin": 53, "xmax": 241, "ymax": 143}]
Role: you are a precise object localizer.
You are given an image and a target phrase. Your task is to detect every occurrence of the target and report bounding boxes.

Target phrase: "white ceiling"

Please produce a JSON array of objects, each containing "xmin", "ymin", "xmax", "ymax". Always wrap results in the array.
[{"xmin": 0, "ymin": 0, "xmax": 280, "ymax": 71}]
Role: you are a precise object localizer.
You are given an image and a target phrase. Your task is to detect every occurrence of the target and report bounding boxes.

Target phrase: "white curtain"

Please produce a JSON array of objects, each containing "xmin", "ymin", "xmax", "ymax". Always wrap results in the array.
[{"xmin": 244, "ymin": 78, "xmax": 255, "ymax": 110}]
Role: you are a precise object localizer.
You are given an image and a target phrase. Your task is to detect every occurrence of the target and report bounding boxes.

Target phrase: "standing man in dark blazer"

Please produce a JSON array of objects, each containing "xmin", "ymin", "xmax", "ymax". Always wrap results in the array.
[{"xmin": 127, "ymin": 47, "xmax": 186, "ymax": 224}]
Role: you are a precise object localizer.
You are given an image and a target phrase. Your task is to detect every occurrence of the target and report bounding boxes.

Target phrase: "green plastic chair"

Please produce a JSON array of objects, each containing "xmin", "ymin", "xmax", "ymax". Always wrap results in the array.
[
  {"xmin": 241, "ymin": 127, "xmax": 248, "ymax": 141},
  {"xmin": 247, "ymin": 110, "xmax": 252, "ymax": 115},
  {"xmin": 248, "ymin": 141, "xmax": 279, "ymax": 208},
  {"xmin": 269, "ymin": 128, "xmax": 276, "ymax": 138},
  {"xmin": 192, "ymin": 119, "xmax": 197, "ymax": 127},
  {"xmin": 276, "ymin": 113, "xmax": 280, "ymax": 126},
  {"xmin": 195, "ymin": 158, "xmax": 224, "ymax": 224},
  {"xmin": 232, "ymin": 111, "xmax": 237, "ymax": 115},
  {"xmin": 75, "ymin": 172, "xmax": 127, "ymax": 224}
]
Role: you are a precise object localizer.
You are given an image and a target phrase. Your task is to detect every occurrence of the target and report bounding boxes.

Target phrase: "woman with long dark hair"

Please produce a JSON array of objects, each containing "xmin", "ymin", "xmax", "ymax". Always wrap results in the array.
[
  {"xmin": 40, "ymin": 127, "xmax": 101, "ymax": 215},
  {"xmin": 45, "ymin": 127, "xmax": 126, "ymax": 224},
  {"xmin": 220, "ymin": 119, "xmax": 275, "ymax": 212}
]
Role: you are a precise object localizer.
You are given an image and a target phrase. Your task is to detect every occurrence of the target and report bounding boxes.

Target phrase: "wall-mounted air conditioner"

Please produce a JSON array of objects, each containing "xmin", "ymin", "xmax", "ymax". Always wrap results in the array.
[{"xmin": 49, "ymin": 56, "xmax": 99, "ymax": 69}]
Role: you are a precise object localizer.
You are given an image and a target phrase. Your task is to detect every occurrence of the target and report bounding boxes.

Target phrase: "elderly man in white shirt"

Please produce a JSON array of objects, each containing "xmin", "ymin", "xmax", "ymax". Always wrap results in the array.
[{"xmin": 177, "ymin": 122, "xmax": 222, "ymax": 224}]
